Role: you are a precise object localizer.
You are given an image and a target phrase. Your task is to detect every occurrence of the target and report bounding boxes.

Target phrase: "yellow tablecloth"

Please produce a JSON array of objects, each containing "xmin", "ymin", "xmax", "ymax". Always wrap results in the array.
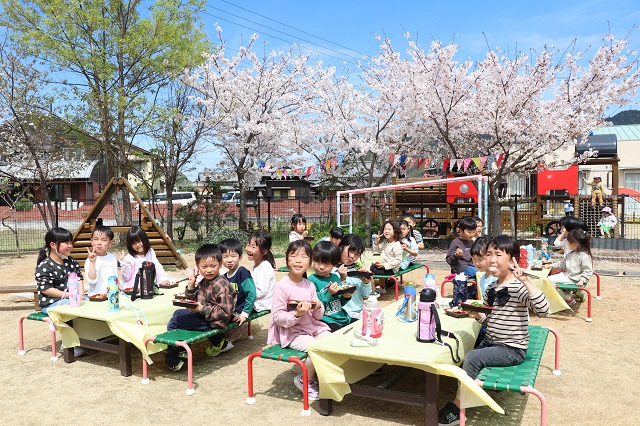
[
  {"xmin": 47, "ymin": 291, "xmax": 180, "ymax": 363},
  {"xmin": 308, "ymin": 299, "xmax": 504, "ymax": 413}
]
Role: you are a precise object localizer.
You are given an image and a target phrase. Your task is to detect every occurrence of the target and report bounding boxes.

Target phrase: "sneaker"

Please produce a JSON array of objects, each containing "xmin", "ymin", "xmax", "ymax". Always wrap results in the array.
[
  {"xmin": 377, "ymin": 287, "xmax": 387, "ymax": 295},
  {"xmin": 438, "ymin": 401, "xmax": 460, "ymax": 425},
  {"xmin": 293, "ymin": 374, "xmax": 320, "ymax": 401},
  {"xmin": 566, "ymin": 297, "xmax": 576, "ymax": 306},
  {"xmin": 371, "ymin": 290, "xmax": 380, "ymax": 298},
  {"xmin": 575, "ymin": 290, "xmax": 586, "ymax": 303},
  {"xmin": 205, "ymin": 339, "xmax": 234, "ymax": 357},
  {"xmin": 60, "ymin": 344, "xmax": 85, "ymax": 357},
  {"xmin": 168, "ymin": 359, "xmax": 184, "ymax": 372}
]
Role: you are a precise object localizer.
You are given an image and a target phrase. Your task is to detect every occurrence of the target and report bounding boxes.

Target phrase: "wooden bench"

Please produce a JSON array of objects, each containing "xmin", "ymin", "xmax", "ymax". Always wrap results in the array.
[
  {"xmin": 141, "ymin": 310, "xmax": 270, "ymax": 395},
  {"xmin": 460, "ymin": 325, "xmax": 561, "ymax": 426},
  {"xmin": 246, "ymin": 345, "xmax": 311, "ymax": 415},
  {"xmin": 373, "ymin": 262, "xmax": 430, "ymax": 301},
  {"xmin": 17, "ymin": 311, "xmax": 58, "ymax": 361},
  {"xmin": 1, "ymin": 284, "xmax": 39, "ymax": 311}
]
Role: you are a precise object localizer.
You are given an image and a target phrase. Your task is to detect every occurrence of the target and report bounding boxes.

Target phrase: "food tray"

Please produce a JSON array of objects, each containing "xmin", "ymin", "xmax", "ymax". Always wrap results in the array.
[
  {"xmin": 158, "ymin": 283, "xmax": 178, "ymax": 289},
  {"xmin": 287, "ymin": 300, "xmax": 318, "ymax": 310},
  {"xmin": 347, "ymin": 270, "xmax": 374, "ymax": 278},
  {"xmin": 444, "ymin": 308, "xmax": 469, "ymax": 318},
  {"xmin": 172, "ymin": 299, "xmax": 198, "ymax": 308},
  {"xmin": 460, "ymin": 302, "xmax": 493, "ymax": 314},
  {"xmin": 88, "ymin": 295, "xmax": 108, "ymax": 302},
  {"xmin": 335, "ymin": 285, "xmax": 357, "ymax": 295},
  {"xmin": 173, "ymin": 293, "xmax": 187, "ymax": 299}
]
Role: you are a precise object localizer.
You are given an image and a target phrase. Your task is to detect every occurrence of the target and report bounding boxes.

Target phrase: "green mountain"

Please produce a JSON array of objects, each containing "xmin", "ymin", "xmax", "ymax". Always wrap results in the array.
[{"xmin": 606, "ymin": 110, "xmax": 640, "ymax": 125}]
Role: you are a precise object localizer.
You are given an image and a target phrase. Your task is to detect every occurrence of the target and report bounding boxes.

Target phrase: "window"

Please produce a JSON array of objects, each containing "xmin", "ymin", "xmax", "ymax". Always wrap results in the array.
[{"xmin": 624, "ymin": 172, "xmax": 640, "ymax": 191}]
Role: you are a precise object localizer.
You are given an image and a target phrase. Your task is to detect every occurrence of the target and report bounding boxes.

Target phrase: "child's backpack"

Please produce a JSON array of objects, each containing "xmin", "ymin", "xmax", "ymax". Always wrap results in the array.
[{"xmin": 131, "ymin": 261, "xmax": 156, "ymax": 301}]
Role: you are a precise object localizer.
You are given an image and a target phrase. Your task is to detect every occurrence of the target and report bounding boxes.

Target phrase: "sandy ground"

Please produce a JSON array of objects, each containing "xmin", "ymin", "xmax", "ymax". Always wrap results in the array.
[{"xmin": 1, "ymin": 251, "xmax": 638, "ymax": 425}]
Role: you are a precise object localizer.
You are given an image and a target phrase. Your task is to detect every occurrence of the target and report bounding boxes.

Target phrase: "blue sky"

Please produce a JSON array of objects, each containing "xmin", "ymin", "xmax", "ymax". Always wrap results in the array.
[{"xmin": 182, "ymin": 0, "xmax": 639, "ymax": 179}]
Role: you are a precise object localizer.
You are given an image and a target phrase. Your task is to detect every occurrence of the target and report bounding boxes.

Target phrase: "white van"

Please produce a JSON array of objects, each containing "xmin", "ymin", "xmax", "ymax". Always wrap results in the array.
[
  {"xmin": 220, "ymin": 191, "xmax": 241, "ymax": 204},
  {"xmin": 153, "ymin": 192, "xmax": 197, "ymax": 205}
]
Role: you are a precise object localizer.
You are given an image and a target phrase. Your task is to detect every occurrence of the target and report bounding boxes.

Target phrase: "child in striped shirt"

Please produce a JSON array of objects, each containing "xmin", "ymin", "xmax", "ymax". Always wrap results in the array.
[{"xmin": 438, "ymin": 235, "xmax": 550, "ymax": 426}]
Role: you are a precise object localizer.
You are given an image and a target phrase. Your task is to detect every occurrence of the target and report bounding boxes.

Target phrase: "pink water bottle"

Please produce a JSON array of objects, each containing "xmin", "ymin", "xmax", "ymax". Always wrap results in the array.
[
  {"xmin": 417, "ymin": 287, "xmax": 438, "ymax": 342},
  {"xmin": 361, "ymin": 296, "xmax": 384, "ymax": 338},
  {"xmin": 68, "ymin": 272, "xmax": 81, "ymax": 307}
]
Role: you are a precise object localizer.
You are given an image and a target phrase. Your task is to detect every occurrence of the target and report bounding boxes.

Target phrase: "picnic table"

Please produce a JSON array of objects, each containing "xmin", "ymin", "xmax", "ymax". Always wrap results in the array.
[
  {"xmin": 47, "ymin": 291, "xmax": 180, "ymax": 375},
  {"xmin": 308, "ymin": 298, "xmax": 504, "ymax": 424}
]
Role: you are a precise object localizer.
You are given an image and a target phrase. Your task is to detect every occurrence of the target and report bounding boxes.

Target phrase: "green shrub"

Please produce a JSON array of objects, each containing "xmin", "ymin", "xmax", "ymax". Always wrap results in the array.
[
  {"xmin": 14, "ymin": 198, "xmax": 33, "ymax": 211},
  {"xmin": 205, "ymin": 228, "xmax": 249, "ymax": 244}
]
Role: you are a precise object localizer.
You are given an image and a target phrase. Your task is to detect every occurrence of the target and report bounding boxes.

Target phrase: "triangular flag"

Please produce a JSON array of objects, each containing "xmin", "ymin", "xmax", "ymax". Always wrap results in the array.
[
  {"xmin": 325, "ymin": 159, "xmax": 331, "ymax": 171},
  {"xmin": 472, "ymin": 157, "xmax": 481, "ymax": 169},
  {"xmin": 480, "ymin": 156, "xmax": 488, "ymax": 169},
  {"xmin": 496, "ymin": 153, "xmax": 504, "ymax": 166},
  {"xmin": 331, "ymin": 157, "xmax": 337, "ymax": 168},
  {"xmin": 399, "ymin": 155, "xmax": 407, "ymax": 167},
  {"xmin": 463, "ymin": 158, "xmax": 472, "ymax": 172},
  {"xmin": 389, "ymin": 154, "xmax": 396, "ymax": 164},
  {"xmin": 337, "ymin": 154, "xmax": 344, "ymax": 166},
  {"xmin": 305, "ymin": 166, "xmax": 311, "ymax": 178},
  {"xmin": 417, "ymin": 158, "xmax": 426, "ymax": 169},
  {"xmin": 276, "ymin": 169, "xmax": 282, "ymax": 178},
  {"xmin": 487, "ymin": 155, "xmax": 495, "ymax": 169},
  {"xmin": 424, "ymin": 158, "xmax": 432, "ymax": 169},
  {"xmin": 443, "ymin": 159, "xmax": 450, "ymax": 171},
  {"xmin": 449, "ymin": 158, "xmax": 456, "ymax": 171},
  {"xmin": 283, "ymin": 169, "xmax": 288, "ymax": 179},
  {"xmin": 456, "ymin": 159, "xmax": 464, "ymax": 170}
]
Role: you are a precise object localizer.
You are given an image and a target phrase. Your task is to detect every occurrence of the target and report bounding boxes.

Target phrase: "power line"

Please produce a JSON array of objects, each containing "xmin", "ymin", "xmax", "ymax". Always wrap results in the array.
[
  {"xmin": 201, "ymin": 10, "xmax": 361, "ymax": 66},
  {"xmin": 213, "ymin": 0, "xmax": 372, "ymax": 58},
  {"xmin": 206, "ymin": 4, "xmax": 366, "ymax": 63}
]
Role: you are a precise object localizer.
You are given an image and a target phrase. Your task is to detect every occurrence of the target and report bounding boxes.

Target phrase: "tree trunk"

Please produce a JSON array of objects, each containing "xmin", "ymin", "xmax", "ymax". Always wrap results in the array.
[
  {"xmin": 364, "ymin": 192, "xmax": 373, "ymax": 247},
  {"xmin": 488, "ymin": 182, "xmax": 503, "ymax": 235},
  {"xmin": 237, "ymin": 173, "xmax": 248, "ymax": 231}
]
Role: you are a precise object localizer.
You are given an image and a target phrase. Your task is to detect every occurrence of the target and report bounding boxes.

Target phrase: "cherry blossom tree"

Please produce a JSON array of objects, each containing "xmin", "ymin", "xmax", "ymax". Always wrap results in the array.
[
  {"xmin": 373, "ymin": 34, "xmax": 640, "ymax": 233},
  {"xmin": 184, "ymin": 28, "xmax": 332, "ymax": 229}
]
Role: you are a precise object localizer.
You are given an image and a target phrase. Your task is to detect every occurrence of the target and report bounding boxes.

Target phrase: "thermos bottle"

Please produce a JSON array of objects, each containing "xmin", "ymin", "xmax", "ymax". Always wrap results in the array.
[
  {"xmin": 68, "ymin": 272, "xmax": 81, "ymax": 307},
  {"xmin": 417, "ymin": 287, "xmax": 438, "ymax": 343}
]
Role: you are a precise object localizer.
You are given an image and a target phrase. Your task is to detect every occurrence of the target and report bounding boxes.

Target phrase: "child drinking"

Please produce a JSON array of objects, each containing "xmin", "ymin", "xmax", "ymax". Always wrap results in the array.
[
  {"xmin": 165, "ymin": 244, "xmax": 237, "ymax": 371},
  {"xmin": 438, "ymin": 235, "xmax": 550, "ymax": 425},
  {"xmin": 119, "ymin": 226, "xmax": 170, "ymax": 290},
  {"xmin": 309, "ymin": 241, "xmax": 356, "ymax": 331},
  {"xmin": 370, "ymin": 220, "xmax": 403, "ymax": 296},
  {"xmin": 36, "ymin": 227, "xmax": 84, "ymax": 314},
  {"xmin": 245, "ymin": 231, "xmax": 276, "ymax": 311},
  {"xmin": 220, "ymin": 238, "xmax": 257, "ymax": 343},
  {"xmin": 268, "ymin": 240, "xmax": 330, "ymax": 401},
  {"xmin": 546, "ymin": 229, "xmax": 593, "ymax": 305},
  {"xmin": 85, "ymin": 225, "xmax": 117, "ymax": 296},
  {"xmin": 598, "ymin": 206, "xmax": 617, "ymax": 238},
  {"xmin": 399, "ymin": 219, "xmax": 418, "ymax": 270},
  {"xmin": 289, "ymin": 213, "xmax": 309, "ymax": 242}
]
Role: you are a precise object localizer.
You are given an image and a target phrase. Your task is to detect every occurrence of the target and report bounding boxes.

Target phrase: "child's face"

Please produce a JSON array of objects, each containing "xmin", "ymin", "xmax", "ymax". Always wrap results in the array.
[
  {"xmin": 287, "ymin": 248, "xmax": 311, "ymax": 275},
  {"xmin": 131, "ymin": 239, "xmax": 145, "ymax": 255},
  {"xmin": 340, "ymin": 246, "xmax": 361, "ymax": 265},
  {"xmin": 313, "ymin": 260, "xmax": 333, "ymax": 277},
  {"xmin": 567, "ymin": 241, "xmax": 578, "ymax": 251},
  {"xmin": 245, "ymin": 238, "xmax": 263, "ymax": 264},
  {"xmin": 382, "ymin": 223, "xmax": 395, "ymax": 240},
  {"xmin": 91, "ymin": 231, "xmax": 113, "ymax": 256},
  {"xmin": 52, "ymin": 241, "xmax": 73, "ymax": 258},
  {"xmin": 475, "ymin": 221, "xmax": 483, "ymax": 237},
  {"xmin": 400, "ymin": 223, "xmax": 410, "ymax": 238},
  {"xmin": 472, "ymin": 253, "xmax": 489, "ymax": 273},
  {"xmin": 486, "ymin": 246, "xmax": 516, "ymax": 279},
  {"xmin": 404, "ymin": 217, "xmax": 416, "ymax": 228},
  {"xmin": 294, "ymin": 221, "xmax": 306, "ymax": 234},
  {"xmin": 222, "ymin": 250, "xmax": 241, "ymax": 272},
  {"xmin": 196, "ymin": 257, "xmax": 221, "ymax": 281},
  {"xmin": 459, "ymin": 228, "xmax": 476, "ymax": 241}
]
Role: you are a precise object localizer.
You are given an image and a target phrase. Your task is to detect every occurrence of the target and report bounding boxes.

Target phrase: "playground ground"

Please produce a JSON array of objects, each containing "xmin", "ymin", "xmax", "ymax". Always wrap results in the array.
[{"xmin": 1, "ymin": 251, "xmax": 637, "ymax": 425}]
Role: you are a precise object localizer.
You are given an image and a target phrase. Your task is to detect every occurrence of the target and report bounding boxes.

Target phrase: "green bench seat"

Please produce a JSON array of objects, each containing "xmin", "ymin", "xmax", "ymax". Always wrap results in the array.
[
  {"xmin": 141, "ymin": 310, "xmax": 270, "ymax": 395},
  {"xmin": 373, "ymin": 262, "xmax": 430, "ymax": 300},
  {"xmin": 554, "ymin": 282, "xmax": 593, "ymax": 322},
  {"xmin": 246, "ymin": 344, "xmax": 311, "ymax": 416},
  {"xmin": 18, "ymin": 311, "xmax": 59, "ymax": 361},
  {"xmin": 459, "ymin": 325, "xmax": 561, "ymax": 426}
]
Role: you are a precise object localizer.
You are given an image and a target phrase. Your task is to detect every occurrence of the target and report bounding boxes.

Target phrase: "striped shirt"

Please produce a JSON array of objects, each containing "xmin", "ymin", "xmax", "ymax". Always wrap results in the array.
[{"xmin": 479, "ymin": 278, "xmax": 550, "ymax": 350}]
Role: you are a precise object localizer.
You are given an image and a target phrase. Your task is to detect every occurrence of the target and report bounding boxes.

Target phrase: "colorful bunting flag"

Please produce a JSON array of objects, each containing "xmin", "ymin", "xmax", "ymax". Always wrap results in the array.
[{"xmin": 463, "ymin": 158, "xmax": 472, "ymax": 172}]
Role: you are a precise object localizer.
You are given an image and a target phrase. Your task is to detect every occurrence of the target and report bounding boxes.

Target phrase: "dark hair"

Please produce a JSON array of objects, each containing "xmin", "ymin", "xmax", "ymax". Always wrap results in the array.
[
  {"xmin": 248, "ymin": 231, "xmax": 275, "ymax": 268},
  {"xmin": 382, "ymin": 220, "xmax": 402, "ymax": 242},
  {"xmin": 285, "ymin": 240, "xmax": 312, "ymax": 268},
  {"xmin": 398, "ymin": 219, "xmax": 415, "ymax": 243},
  {"xmin": 471, "ymin": 216, "xmax": 482, "ymax": 223},
  {"xmin": 487, "ymin": 235, "xmax": 520, "ymax": 262},
  {"xmin": 401, "ymin": 212, "xmax": 416, "ymax": 221},
  {"xmin": 329, "ymin": 226, "xmax": 344, "ymax": 240},
  {"xmin": 195, "ymin": 243, "xmax": 222, "ymax": 263},
  {"xmin": 312, "ymin": 240, "xmax": 342, "ymax": 265},
  {"xmin": 564, "ymin": 217, "xmax": 588, "ymax": 232},
  {"xmin": 471, "ymin": 235, "xmax": 492, "ymax": 257},
  {"xmin": 290, "ymin": 213, "xmax": 307, "ymax": 230},
  {"xmin": 219, "ymin": 238, "xmax": 243, "ymax": 256},
  {"xmin": 458, "ymin": 217, "xmax": 478, "ymax": 231},
  {"xmin": 567, "ymin": 229, "xmax": 592, "ymax": 258},
  {"xmin": 37, "ymin": 227, "xmax": 73, "ymax": 264},
  {"xmin": 126, "ymin": 225, "xmax": 151, "ymax": 256},
  {"xmin": 92, "ymin": 225, "xmax": 114, "ymax": 240},
  {"xmin": 338, "ymin": 234, "xmax": 365, "ymax": 255}
]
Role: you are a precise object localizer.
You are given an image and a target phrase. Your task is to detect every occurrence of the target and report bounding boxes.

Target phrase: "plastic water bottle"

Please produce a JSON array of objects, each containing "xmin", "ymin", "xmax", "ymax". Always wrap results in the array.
[
  {"xmin": 68, "ymin": 272, "xmax": 81, "ymax": 307},
  {"xmin": 107, "ymin": 276, "xmax": 119, "ymax": 312},
  {"xmin": 417, "ymin": 287, "xmax": 438, "ymax": 343},
  {"xmin": 526, "ymin": 244, "xmax": 534, "ymax": 264},
  {"xmin": 424, "ymin": 273, "xmax": 441, "ymax": 304}
]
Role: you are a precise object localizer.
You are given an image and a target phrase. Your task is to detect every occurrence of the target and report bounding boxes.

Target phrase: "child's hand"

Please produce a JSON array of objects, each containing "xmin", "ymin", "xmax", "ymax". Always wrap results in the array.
[
  {"xmin": 294, "ymin": 301, "xmax": 312, "ymax": 317},
  {"xmin": 302, "ymin": 230, "xmax": 309, "ymax": 238},
  {"xmin": 542, "ymin": 264, "xmax": 552, "ymax": 269},
  {"xmin": 401, "ymin": 242, "xmax": 408, "ymax": 250},
  {"xmin": 455, "ymin": 248, "xmax": 463, "ymax": 257},
  {"xmin": 188, "ymin": 302, "xmax": 203, "ymax": 313},
  {"xmin": 187, "ymin": 270, "xmax": 197, "ymax": 289},
  {"xmin": 468, "ymin": 311, "xmax": 484, "ymax": 320},
  {"xmin": 234, "ymin": 314, "xmax": 247, "ymax": 325},
  {"xmin": 327, "ymin": 282, "xmax": 341, "ymax": 295},
  {"xmin": 118, "ymin": 250, "xmax": 128, "ymax": 261},
  {"xmin": 86, "ymin": 247, "xmax": 97, "ymax": 263},
  {"xmin": 374, "ymin": 233, "xmax": 381, "ymax": 244},
  {"xmin": 337, "ymin": 264, "xmax": 348, "ymax": 280}
]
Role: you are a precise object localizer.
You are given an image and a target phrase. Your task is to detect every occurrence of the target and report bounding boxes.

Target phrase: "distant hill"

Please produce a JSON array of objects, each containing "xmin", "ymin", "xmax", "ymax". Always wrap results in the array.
[{"xmin": 606, "ymin": 110, "xmax": 640, "ymax": 125}]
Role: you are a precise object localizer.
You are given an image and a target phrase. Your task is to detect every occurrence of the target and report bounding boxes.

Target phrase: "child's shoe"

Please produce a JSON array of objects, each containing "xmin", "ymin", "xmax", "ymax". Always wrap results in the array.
[
  {"xmin": 167, "ymin": 359, "xmax": 184, "ymax": 372},
  {"xmin": 377, "ymin": 286, "xmax": 387, "ymax": 295},
  {"xmin": 566, "ymin": 297, "xmax": 577, "ymax": 306},
  {"xmin": 293, "ymin": 374, "xmax": 320, "ymax": 401},
  {"xmin": 60, "ymin": 344, "xmax": 85, "ymax": 357},
  {"xmin": 438, "ymin": 401, "xmax": 460, "ymax": 425},
  {"xmin": 575, "ymin": 290, "xmax": 586, "ymax": 303},
  {"xmin": 205, "ymin": 339, "xmax": 234, "ymax": 357}
]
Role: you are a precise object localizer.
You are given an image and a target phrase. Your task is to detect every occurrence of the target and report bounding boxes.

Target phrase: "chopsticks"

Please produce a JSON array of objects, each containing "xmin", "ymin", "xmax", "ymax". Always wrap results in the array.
[{"xmin": 508, "ymin": 267, "xmax": 540, "ymax": 279}]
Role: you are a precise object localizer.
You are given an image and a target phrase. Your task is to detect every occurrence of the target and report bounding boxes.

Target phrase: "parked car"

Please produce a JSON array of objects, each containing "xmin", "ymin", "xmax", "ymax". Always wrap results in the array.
[
  {"xmin": 153, "ymin": 192, "xmax": 197, "ymax": 205},
  {"xmin": 220, "ymin": 191, "xmax": 241, "ymax": 204}
]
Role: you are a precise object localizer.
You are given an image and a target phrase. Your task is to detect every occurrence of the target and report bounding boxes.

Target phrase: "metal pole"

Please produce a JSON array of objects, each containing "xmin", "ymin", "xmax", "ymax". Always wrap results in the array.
[
  {"xmin": 336, "ymin": 192, "xmax": 341, "ymax": 228},
  {"xmin": 512, "ymin": 194, "xmax": 520, "ymax": 240},
  {"xmin": 55, "ymin": 200, "xmax": 59, "ymax": 228},
  {"xmin": 484, "ymin": 180, "xmax": 489, "ymax": 234},
  {"xmin": 621, "ymin": 195, "xmax": 626, "ymax": 238},
  {"xmin": 348, "ymin": 194, "xmax": 353, "ymax": 233},
  {"xmin": 267, "ymin": 196, "xmax": 272, "ymax": 233}
]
